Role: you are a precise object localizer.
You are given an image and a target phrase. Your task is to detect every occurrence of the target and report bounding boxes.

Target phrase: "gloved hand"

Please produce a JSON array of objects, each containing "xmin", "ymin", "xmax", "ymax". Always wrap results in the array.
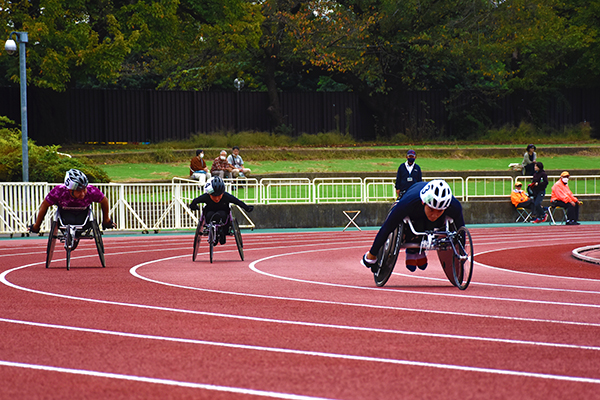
[
  {"xmin": 189, "ymin": 203, "xmax": 199, "ymax": 211},
  {"xmin": 246, "ymin": 205, "xmax": 254, "ymax": 212},
  {"xmin": 28, "ymin": 224, "xmax": 40, "ymax": 234},
  {"xmin": 102, "ymin": 219, "xmax": 116, "ymax": 230}
]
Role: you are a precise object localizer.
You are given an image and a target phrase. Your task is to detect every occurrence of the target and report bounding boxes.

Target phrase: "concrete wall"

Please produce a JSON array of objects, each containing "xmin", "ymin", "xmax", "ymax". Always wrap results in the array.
[{"xmin": 242, "ymin": 199, "xmax": 600, "ymax": 229}]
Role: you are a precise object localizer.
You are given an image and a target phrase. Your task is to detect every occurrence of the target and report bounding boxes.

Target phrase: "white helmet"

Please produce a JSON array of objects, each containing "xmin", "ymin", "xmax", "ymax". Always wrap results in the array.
[
  {"xmin": 64, "ymin": 169, "xmax": 89, "ymax": 190},
  {"xmin": 420, "ymin": 180, "xmax": 452, "ymax": 210}
]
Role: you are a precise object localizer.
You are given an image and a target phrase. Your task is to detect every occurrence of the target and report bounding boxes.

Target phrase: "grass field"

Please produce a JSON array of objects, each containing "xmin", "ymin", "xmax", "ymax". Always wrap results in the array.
[{"xmin": 100, "ymin": 155, "xmax": 600, "ymax": 182}]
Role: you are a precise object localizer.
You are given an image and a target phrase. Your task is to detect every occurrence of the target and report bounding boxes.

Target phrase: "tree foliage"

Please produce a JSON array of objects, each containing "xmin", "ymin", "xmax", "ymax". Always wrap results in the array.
[{"xmin": 1, "ymin": 0, "xmax": 598, "ymax": 137}]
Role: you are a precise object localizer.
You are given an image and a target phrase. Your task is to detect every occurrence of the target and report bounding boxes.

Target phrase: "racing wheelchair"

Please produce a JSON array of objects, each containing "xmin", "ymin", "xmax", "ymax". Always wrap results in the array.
[
  {"xmin": 373, "ymin": 216, "xmax": 473, "ymax": 290},
  {"xmin": 46, "ymin": 207, "xmax": 106, "ymax": 270},
  {"xmin": 192, "ymin": 208, "xmax": 244, "ymax": 263}
]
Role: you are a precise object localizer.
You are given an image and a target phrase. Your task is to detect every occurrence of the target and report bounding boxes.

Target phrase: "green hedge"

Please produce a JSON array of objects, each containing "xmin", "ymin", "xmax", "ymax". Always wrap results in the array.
[{"xmin": 0, "ymin": 116, "xmax": 110, "ymax": 183}]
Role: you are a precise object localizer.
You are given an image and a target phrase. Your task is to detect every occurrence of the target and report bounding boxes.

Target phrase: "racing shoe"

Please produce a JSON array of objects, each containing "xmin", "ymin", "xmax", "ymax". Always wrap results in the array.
[
  {"xmin": 361, "ymin": 253, "xmax": 378, "ymax": 273},
  {"xmin": 540, "ymin": 213, "xmax": 548, "ymax": 223},
  {"xmin": 406, "ymin": 251, "xmax": 428, "ymax": 272}
]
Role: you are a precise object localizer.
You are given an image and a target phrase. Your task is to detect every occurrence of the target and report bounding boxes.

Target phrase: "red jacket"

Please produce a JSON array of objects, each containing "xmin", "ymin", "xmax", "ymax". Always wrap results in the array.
[{"xmin": 550, "ymin": 180, "xmax": 578, "ymax": 203}]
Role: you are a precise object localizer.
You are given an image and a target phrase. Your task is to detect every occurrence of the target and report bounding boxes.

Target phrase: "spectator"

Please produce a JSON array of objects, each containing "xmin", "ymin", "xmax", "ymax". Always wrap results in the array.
[
  {"xmin": 529, "ymin": 161, "xmax": 549, "ymax": 223},
  {"xmin": 550, "ymin": 171, "xmax": 582, "ymax": 225},
  {"xmin": 189, "ymin": 149, "xmax": 211, "ymax": 185},
  {"xmin": 511, "ymin": 181, "xmax": 533, "ymax": 210},
  {"xmin": 211, "ymin": 150, "xmax": 237, "ymax": 179},
  {"xmin": 395, "ymin": 149, "xmax": 422, "ymax": 199},
  {"xmin": 227, "ymin": 146, "xmax": 251, "ymax": 178},
  {"xmin": 522, "ymin": 144, "xmax": 537, "ymax": 176}
]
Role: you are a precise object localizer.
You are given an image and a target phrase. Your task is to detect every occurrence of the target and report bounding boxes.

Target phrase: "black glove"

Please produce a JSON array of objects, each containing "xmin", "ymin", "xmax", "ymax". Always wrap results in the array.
[
  {"xmin": 246, "ymin": 205, "xmax": 254, "ymax": 212},
  {"xmin": 189, "ymin": 203, "xmax": 199, "ymax": 211},
  {"xmin": 28, "ymin": 224, "xmax": 40, "ymax": 234},
  {"xmin": 102, "ymin": 219, "xmax": 116, "ymax": 230}
]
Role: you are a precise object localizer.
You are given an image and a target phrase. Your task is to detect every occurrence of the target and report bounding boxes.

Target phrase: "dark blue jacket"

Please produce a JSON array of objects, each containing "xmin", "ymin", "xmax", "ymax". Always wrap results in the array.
[
  {"xmin": 395, "ymin": 162, "xmax": 422, "ymax": 193},
  {"xmin": 369, "ymin": 182, "xmax": 464, "ymax": 255}
]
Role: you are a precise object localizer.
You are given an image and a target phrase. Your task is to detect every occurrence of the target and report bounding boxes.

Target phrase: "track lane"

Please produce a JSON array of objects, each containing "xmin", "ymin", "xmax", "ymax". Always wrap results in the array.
[{"xmin": 1, "ymin": 226, "xmax": 600, "ymax": 399}]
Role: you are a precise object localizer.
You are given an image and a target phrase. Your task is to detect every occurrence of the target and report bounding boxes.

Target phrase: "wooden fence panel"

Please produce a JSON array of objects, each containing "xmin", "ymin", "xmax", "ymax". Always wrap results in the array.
[{"xmin": 0, "ymin": 87, "xmax": 597, "ymax": 145}]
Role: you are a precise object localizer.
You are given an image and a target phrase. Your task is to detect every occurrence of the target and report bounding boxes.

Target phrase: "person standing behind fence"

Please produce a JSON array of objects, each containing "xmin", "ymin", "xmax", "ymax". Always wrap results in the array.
[
  {"xmin": 227, "ymin": 146, "xmax": 251, "ymax": 178},
  {"xmin": 551, "ymin": 171, "xmax": 583, "ymax": 225},
  {"xmin": 529, "ymin": 161, "xmax": 548, "ymax": 223},
  {"xmin": 190, "ymin": 149, "xmax": 211, "ymax": 185},
  {"xmin": 211, "ymin": 150, "xmax": 237, "ymax": 179},
  {"xmin": 522, "ymin": 144, "xmax": 537, "ymax": 176},
  {"xmin": 395, "ymin": 149, "xmax": 422, "ymax": 199}
]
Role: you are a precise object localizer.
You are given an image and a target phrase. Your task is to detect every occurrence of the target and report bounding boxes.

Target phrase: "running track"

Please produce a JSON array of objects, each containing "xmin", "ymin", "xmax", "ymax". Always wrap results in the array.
[{"xmin": 1, "ymin": 224, "xmax": 600, "ymax": 399}]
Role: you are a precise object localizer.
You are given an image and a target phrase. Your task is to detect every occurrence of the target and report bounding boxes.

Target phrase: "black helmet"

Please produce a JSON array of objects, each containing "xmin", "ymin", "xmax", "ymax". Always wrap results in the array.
[
  {"xmin": 204, "ymin": 176, "xmax": 225, "ymax": 195},
  {"xmin": 64, "ymin": 169, "xmax": 89, "ymax": 190}
]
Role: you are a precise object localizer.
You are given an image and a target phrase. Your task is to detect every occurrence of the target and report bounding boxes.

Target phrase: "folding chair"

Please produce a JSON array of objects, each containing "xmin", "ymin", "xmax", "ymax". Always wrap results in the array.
[
  {"xmin": 515, "ymin": 207, "xmax": 533, "ymax": 223},
  {"xmin": 548, "ymin": 206, "xmax": 567, "ymax": 225}
]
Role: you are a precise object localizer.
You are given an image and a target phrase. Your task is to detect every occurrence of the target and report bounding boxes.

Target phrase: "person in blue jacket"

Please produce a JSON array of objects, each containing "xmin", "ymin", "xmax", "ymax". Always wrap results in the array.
[{"xmin": 395, "ymin": 149, "xmax": 422, "ymax": 199}]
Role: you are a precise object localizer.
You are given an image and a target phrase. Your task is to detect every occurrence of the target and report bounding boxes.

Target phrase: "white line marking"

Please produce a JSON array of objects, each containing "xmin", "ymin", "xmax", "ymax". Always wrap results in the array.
[
  {"xmin": 0, "ymin": 360, "xmax": 335, "ymax": 400},
  {"xmin": 247, "ymin": 248, "xmax": 600, "ymax": 309}
]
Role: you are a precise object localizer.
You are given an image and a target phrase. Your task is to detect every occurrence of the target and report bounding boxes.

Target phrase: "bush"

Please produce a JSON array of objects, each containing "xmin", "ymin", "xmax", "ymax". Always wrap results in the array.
[{"xmin": 0, "ymin": 116, "xmax": 110, "ymax": 183}]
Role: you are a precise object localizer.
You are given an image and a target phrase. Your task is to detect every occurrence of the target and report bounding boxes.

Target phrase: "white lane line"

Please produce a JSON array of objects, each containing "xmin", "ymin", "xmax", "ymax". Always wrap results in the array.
[
  {"xmin": 247, "ymin": 248, "xmax": 600, "ymax": 308},
  {"xmin": 0, "ymin": 360, "xmax": 334, "ymax": 400},
  {"xmin": 1, "ymin": 344, "xmax": 600, "ymax": 387},
  {"xmin": 3, "ymin": 262, "xmax": 600, "ymax": 349},
  {"xmin": 4, "ymin": 251, "xmax": 600, "ymax": 331},
  {"xmin": 2, "ymin": 316, "xmax": 600, "ymax": 357}
]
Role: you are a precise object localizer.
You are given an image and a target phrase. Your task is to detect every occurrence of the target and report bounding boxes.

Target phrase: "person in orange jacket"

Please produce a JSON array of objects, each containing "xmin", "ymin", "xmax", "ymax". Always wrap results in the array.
[
  {"xmin": 550, "ymin": 171, "xmax": 583, "ymax": 225},
  {"xmin": 511, "ymin": 181, "xmax": 533, "ymax": 210}
]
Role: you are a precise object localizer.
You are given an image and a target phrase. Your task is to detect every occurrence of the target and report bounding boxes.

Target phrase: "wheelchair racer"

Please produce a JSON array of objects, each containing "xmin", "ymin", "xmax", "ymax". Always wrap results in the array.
[
  {"xmin": 188, "ymin": 177, "xmax": 254, "ymax": 244},
  {"xmin": 29, "ymin": 169, "xmax": 116, "ymax": 233},
  {"xmin": 361, "ymin": 179, "xmax": 465, "ymax": 273}
]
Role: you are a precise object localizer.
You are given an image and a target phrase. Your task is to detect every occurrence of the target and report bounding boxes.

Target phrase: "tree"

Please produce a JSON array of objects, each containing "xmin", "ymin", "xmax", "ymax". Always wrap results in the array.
[{"xmin": 0, "ymin": 0, "xmax": 140, "ymax": 91}]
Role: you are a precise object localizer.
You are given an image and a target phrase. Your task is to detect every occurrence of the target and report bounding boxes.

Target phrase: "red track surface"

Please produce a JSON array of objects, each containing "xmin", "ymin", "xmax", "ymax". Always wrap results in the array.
[{"xmin": 2, "ymin": 225, "xmax": 600, "ymax": 399}]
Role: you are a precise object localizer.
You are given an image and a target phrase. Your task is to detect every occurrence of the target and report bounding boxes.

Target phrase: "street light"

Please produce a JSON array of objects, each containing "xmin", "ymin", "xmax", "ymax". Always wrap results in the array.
[
  {"xmin": 4, "ymin": 31, "xmax": 29, "ymax": 182},
  {"xmin": 234, "ymin": 78, "xmax": 244, "ymax": 132}
]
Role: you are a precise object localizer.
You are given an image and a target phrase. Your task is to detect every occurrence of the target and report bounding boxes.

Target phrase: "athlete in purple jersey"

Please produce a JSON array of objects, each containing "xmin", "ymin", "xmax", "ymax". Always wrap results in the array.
[{"xmin": 29, "ymin": 169, "xmax": 116, "ymax": 233}]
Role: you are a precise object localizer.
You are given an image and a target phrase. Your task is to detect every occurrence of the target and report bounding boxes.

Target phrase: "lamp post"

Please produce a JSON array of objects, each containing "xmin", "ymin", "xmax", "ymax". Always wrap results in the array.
[
  {"xmin": 234, "ymin": 78, "xmax": 244, "ymax": 132},
  {"xmin": 5, "ymin": 31, "xmax": 29, "ymax": 182}
]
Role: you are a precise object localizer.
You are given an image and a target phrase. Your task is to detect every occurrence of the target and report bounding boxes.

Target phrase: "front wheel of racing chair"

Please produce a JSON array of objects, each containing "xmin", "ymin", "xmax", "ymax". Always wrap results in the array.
[
  {"xmin": 449, "ymin": 226, "xmax": 473, "ymax": 290},
  {"xmin": 192, "ymin": 215, "xmax": 205, "ymax": 262}
]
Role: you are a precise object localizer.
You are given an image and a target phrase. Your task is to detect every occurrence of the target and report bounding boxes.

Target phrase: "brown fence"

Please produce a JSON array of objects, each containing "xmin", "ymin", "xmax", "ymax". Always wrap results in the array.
[{"xmin": 0, "ymin": 87, "xmax": 597, "ymax": 145}]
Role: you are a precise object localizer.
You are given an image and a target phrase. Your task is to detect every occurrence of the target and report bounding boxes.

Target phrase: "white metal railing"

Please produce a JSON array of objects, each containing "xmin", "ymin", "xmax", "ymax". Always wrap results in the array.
[
  {"xmin": 465, "ymin": 176, "xmax": 514, "ymax": 201},
  {"xmin": 2, "ymin": 175, "xmax": 598, "ymax": 235},
  {"xmin": 314, "ymin": 178, "xmax": 363, "ymax": 203},
  {"xmin": 363, "ymin": 176, "xmax": 465, "ymax": 202},
  {"xmin": 260, "ymin": 178, "xmax": 312, "ymax": 204}
]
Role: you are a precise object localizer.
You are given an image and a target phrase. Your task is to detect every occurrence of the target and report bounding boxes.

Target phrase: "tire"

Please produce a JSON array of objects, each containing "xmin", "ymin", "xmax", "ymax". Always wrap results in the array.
[
  {"xmin": 232, "ymin": 217, "xmax": 244, "ymax": 261},
  {"xmin": 374, "ymin": 224, "xmax": 402, "ymax": 287},
  {"xmin": 65, "ymin": 229, "xmax": 73, "ymax": 271},
  {"xmin": 45, "ymin": 220, "xmax": 58, "ymax": 269},
  {"xmin": 91, "ymin": 220, "xmax": 106, "ymax": 268},
  {"xmin": 450, "ymin": 226, "xmax": 474, "ymax": 290},
  {"xmin": 209, "ymin": 225, "xmax": 215, "ymax": 263},
  {"xmin": 192, "ymin": 218, "xmax": 204, "ymax": 262}
]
